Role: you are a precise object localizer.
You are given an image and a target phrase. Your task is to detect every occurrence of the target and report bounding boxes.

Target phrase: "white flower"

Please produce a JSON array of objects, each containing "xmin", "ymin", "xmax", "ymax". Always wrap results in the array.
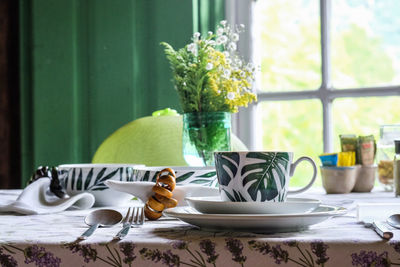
[
  {"xmin": 216, "ymin": 27, "xmax": 224, "ymax": 36},
  {"xmin": 227, "ymin": 92, "xmax": 235, "ymax": 100},
  {"xmin": 187, "ymin": 43, "xmax": 195, "ymax": 52},
  {"xmin": 208, "ymin": 31, "xmax": 213, "ymax": 36},
  {"xmin": 223, "ymin": 68, "xmax": 231, "ymax": 77},
  {"xmin": 226, "ymin": 58, "xmax": 232, "ymax": 64},
  {"xmin": 232, "ymin": 33, "xmax": 239, "ymax": 42},
  {"xmin": 223, "ymin": 51, "xmax": 230, "ymax": 58},
  {"xmin": 217, "ymin": 90, "xmax": 221, "ymax": 94},
  {"xmin": 220, "ymin": 20, "xmax": 227, "ymax": 26},
  {"xmin": 227, "ymin": 42, "xmax": 237, "ymax": 51},
  {"xmin": 216, "ymin": 35, "xmax": 228, "ymax": 45},
  {"xmin": 187, "ymin": 43, "xmax": 198, "ymax": 56},
  {"xmin": 183, "ymin": 82, "xmax": 187, "ymax": 86},
  {"xmin": 235, "ymin": 58, "xmax": 242, "ymax": 67},
  {"xmin": 206, "ymin": 40, "xmax": 216, "ymax": 46},
  {"xmin": 193, "ymin": 32, "xmax": 200, "ymax": 39},
  {"xmin": 240, "ymin": 71, "xmax": 246, "ymax": 77},
  {"xmin": 206, "ymin": 63, "xmax": 213, "ymax": 70}
]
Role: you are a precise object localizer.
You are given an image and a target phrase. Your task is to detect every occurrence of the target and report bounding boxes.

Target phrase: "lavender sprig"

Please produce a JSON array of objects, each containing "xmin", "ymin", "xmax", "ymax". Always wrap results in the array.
[
  {"xmin": 24, "ymin": 245, "xmax": 61, "ymax": 267},
  {"xmin": 0, "ymin": 247, "xmax": 18, "ymax": 267},
  {"xmin": 199, "ymin": 239, "xmax": 219, "ymax": 264},
  {"xmin": 65, "ymin": 243, "xmax": 97, "ymax": 263},
  {"xmin": 310, "ymin": 241, "xmax": 329, "ymax": 265},
  {"xmin": 225, "ymin": 238, "xmax": 247, "ymax": 265},
  {"xmin": 119, "ymin": 243, "xmax": 136, "ymax": 264},
  {"xmin": 140, "ymin": 248, "xmax": 180, "ymax": 267},
  {"xmin": 351, "ymin": 250, "xmax": 389, "ymax": 267}
]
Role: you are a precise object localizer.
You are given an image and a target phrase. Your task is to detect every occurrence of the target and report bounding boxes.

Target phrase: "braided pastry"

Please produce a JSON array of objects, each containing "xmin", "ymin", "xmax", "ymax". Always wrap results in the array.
[{"xmin": 144, "ymin": 168, "xmax": 178, "ymax": 220}]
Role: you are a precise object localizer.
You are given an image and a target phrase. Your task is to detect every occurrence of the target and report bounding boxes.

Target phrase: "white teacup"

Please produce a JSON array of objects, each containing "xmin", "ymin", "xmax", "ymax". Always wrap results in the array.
[{"xmin": 214, "ymin": 151, "xmax": 317, "ymax": 202}]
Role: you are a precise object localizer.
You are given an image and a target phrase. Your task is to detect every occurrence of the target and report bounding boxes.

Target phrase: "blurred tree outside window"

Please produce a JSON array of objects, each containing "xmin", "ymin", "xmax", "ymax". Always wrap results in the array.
[{"xmin": 249, "ymin": 0, "xmax": 400, "ymax": 187}]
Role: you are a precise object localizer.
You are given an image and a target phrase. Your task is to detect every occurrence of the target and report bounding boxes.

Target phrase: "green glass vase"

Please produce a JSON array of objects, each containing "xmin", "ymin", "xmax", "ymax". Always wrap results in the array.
[{"xmin": 182, "ymin": 112, "xmax": 231, "ymax": 166}]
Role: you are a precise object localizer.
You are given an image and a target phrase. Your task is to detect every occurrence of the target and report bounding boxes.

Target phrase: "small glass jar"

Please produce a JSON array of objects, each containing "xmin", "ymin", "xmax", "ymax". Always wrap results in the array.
[{"xmin": 377, "ymin": 125, "xmax": 400, "ymax": 191}]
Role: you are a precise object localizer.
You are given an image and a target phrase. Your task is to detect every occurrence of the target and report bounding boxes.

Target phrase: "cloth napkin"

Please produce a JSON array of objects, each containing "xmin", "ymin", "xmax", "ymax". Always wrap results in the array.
[{"xmin": 0, "ymin": 178, "xmax": 95, "ymax": 215}]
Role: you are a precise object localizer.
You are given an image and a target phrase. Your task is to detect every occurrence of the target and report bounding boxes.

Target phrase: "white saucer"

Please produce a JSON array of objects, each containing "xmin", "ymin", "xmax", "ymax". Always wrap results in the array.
[
  {"xmin": 185, "ymin": 196, "xmax": 321, "ymax": 214},
  {"xmin": 163, "ymin": 205, "xmax": 346, "ymax": 233}
]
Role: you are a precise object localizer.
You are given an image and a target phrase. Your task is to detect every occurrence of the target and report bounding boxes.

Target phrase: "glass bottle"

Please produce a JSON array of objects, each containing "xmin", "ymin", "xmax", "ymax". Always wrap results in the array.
[
  {"xmin": 394, "ymin": 140, "xmax": 400, "ymax": 197},
  {"xmin": 377, "ymin": 125, "xmax": 400, "ymax": 191}
]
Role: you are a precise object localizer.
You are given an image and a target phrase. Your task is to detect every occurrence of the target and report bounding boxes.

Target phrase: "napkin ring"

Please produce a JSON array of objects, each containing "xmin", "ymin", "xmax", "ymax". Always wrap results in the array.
[{"xmin": 145, "ymin": 168, "xmax": 178, "ymax": 220}]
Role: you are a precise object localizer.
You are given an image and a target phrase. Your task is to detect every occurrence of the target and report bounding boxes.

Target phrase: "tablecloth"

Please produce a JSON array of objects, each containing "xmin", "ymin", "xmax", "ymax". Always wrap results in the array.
[{"xmin": 1, "ymin": 188, "xmax": 400, "ymax": 267}]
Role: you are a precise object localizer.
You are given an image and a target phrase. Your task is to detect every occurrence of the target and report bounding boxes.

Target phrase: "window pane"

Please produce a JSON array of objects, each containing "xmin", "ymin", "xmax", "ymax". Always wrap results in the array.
[
  {"xmin": 254, "ymin": 0, "xmax": 321, "ymax": 92},
  {"xmin": 333, "ymin": 96, "xmax": 400, "ymax": 150},
  {"xmin": 259, "ymin": 100, "xmax": 323, "ymax": 187},
  {"xmin": 332, "ymin": 0, "xmax": 400, "ymax": 89}
]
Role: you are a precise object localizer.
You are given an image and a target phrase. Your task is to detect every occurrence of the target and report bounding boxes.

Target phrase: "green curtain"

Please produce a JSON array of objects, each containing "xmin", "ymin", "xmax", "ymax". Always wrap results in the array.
[{"xmin": 19, "ymin": 0, "xmax": 224, "ymax": 186}]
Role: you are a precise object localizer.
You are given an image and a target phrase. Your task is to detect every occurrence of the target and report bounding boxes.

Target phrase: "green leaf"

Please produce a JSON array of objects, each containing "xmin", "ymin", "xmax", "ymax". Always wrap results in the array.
[
  {"xmin": 91, "ymin": 186, "xmax": 108, "ymax": 191},
  {"xmin": 119, "ymin": 168, "xmax": 123, "ymax": 181},
  {"xmin": 94, "ymin": 168, "xmax": 107, "ymax": 184},
  {"xmin": 188, "ymin": 179, "xmax": 214, "ymax": 184},
  {"xmin": 223, "ymin": 190, "xmax": 236, "ymax": 202},
  {"xmin": 84, "ymin": 168, "xmax": 94, "ymax": 190},
  {"xmin": 150, "ymin": 172, "xmax": 159, "ymax": 183},
  {"xmin": 142, "ymin": 171, "xmax": 150, "ymax": 182},
  {"xmin": 215, "ymin": 152, "xmax": 240, "ymax": 186},
  {"xmin": 71, "ymin": 168, "xmax": 76, "ymax": 190},
  {"xmin": 195, "ymin": 171, "xmax": 217, "ymax": 178},
  {"xmin": 98, "ymin": 168, "xmax": 120, "ymax": 183},
  {"xmin": 76, "ymin": 169, "xmax": 83, "ymax": 191},
  {"xmin": 175, "ymin": 172, "xmax": 195, "ymax": 183},
  {"xmin": 241, "ymin": 152, "xmax": 289, "ymax": 201},
  {"xmin": 232, "ymin": 189, "xmax": 246, "ymax": 202}
]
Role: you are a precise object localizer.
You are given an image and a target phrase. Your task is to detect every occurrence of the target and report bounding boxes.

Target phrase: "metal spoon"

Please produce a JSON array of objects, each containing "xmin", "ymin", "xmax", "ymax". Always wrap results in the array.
[
  {"xmin": 78, "ymin": 209, "xmax": 123, "ymax": 240},
  {"xmin": 387, "ymin": 214, "xmax": 400, "ymax": 230}
]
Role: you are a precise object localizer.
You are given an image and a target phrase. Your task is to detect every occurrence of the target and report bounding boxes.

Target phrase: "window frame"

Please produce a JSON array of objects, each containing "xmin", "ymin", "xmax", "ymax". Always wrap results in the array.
[{"xmin": 228, "ymin": 0, "xmax": 400, "ymax": 152}]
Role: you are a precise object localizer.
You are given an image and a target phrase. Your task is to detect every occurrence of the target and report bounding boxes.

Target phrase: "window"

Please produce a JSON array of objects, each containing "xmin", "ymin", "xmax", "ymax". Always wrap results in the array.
[{"xmin": 228, "ymin": 0, "xmax": 400, "ymax": 186}]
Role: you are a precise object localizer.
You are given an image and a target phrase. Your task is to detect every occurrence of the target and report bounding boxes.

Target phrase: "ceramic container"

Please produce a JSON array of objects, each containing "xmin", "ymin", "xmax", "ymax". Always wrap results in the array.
[
  {"xmin": 132, "ymin": 166, "xmax": 218, "ymax": 187},
  {"xmin": 58, "ymin": 163, "xmax": 144, "ymax": 206},
  {"xmin": 321, "ymin": 166, "xmax": 360, "ymax": 194},
  {"xmin": 105, "ymin": 180, "xmax": 220, "ymax": 206},
  {"xmin": 352, "ymin": 165, "xmax": 377, "ymax": 192}
]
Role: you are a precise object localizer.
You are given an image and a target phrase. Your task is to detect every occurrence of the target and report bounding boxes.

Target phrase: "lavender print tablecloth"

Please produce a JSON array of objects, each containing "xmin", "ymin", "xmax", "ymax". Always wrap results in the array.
[{"xmin": 1, "ymin": 189, "xmax": 400, "ymax": 267}]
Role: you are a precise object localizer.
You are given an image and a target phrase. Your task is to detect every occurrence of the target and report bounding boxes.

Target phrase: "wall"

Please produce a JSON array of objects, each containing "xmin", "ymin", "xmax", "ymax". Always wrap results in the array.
[{"xmin": 19, "ymin": 0, "xmax": 195, "ymax": 184}]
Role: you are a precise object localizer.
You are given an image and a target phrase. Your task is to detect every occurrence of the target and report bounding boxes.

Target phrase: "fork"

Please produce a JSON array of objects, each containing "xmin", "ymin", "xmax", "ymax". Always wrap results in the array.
[{"xmin": 114, "ymin": 206, "xmax": 144, "ymax": 240}]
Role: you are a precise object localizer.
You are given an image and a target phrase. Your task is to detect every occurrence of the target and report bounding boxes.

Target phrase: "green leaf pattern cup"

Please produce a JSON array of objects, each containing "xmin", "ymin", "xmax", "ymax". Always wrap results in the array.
[{"xmin": 214, "ymin": 151, "xmax": 317, "ymax": 202}]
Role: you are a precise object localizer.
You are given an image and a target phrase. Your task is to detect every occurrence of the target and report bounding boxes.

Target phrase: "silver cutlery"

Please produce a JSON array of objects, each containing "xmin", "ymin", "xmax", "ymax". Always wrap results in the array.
[
  {"xmin": 78, "ymin": 209, "xmax": 123, "ymax": 240},
  {"xmin": 114, "ymin": 206, "xmax": 144, "ymax": 240}
]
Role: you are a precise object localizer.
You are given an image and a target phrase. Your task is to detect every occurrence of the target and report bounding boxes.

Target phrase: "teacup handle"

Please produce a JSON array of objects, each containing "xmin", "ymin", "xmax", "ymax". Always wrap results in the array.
[{"xmin": 288, "ymin": 156, "xmax": 317, "ymax": 194}]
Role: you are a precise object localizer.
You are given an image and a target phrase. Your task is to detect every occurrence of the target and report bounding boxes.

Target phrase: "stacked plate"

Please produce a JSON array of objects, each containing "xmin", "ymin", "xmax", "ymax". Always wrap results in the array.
[{"xmin": 164, "ymin": 196, "xmax": 346, "ymax": 233}]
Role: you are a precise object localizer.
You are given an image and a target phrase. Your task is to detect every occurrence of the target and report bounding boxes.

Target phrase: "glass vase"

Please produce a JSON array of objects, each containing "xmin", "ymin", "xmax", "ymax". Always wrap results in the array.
[{"xmin": 182, "ymin": 112, "xmax": 231, "ymax": 166}]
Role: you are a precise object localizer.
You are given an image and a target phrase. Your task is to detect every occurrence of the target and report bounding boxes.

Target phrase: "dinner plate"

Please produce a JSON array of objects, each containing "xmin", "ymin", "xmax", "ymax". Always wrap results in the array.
[
  {"xmin": 185, "ymin": 196, "xmax": 321, "ymax": 214},
  {"xmin": 163, "ymin": 205, "xmax": 346, "ymax": 233}
]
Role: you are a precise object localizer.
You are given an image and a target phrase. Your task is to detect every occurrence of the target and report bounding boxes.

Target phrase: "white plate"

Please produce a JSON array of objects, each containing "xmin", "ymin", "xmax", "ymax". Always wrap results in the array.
[
  {"xmin": 185, "ymin": 196, "xmax": 321, "ymax": 214},
  {"xmin": 163, "ymin": 205, "xmax": 346, "ymax": 233}
]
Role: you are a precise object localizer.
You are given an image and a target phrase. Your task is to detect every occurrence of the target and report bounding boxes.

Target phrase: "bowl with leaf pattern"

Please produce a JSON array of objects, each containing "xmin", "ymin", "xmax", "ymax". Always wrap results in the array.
[
  {"xmin": 132, "ymin": 166, "xmax": 218, "ymax": 187},
  {"xmin": 58, "ymin": 163, "xmax": 144, "ymax": 206}
]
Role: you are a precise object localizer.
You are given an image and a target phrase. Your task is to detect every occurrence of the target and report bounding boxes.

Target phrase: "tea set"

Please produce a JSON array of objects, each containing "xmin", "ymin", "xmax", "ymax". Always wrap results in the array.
[{"xmin": 1, "ymin": 150, "xmax": 348, "ymax": 233}]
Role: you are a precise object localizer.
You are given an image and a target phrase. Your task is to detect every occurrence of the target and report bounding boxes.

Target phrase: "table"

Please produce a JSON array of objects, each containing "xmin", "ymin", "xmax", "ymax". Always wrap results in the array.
[{"xmin": 1, "ymin": 189, "xmax": 400, "ymax": 267}]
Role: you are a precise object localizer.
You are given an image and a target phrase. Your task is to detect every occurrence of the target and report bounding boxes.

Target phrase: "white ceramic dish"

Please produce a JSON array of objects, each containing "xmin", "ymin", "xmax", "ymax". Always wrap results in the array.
[
  {"xmin": 185, "ymin": 196, "xmax": 321, "ymax": 214},
  {"xmin": 105, "ymin": 180, "xmax": 219, "ymax": 206},
  {"xmin": 58, "ymin": 163, "xmax": 144, "ymax": 206},
  {"xmin": 132, "ymin": 166, "xmax": 218, "ymax": 187},
  {"xmin": 163, "ymin": 205, "xmax": 346, "ymax": 233}
]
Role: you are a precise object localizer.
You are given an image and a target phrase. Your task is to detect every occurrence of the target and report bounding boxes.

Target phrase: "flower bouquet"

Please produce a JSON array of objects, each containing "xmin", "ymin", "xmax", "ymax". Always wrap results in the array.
[{"xmin": 161, "ymin": 20, "xmax": 257, "ymax": 166}]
